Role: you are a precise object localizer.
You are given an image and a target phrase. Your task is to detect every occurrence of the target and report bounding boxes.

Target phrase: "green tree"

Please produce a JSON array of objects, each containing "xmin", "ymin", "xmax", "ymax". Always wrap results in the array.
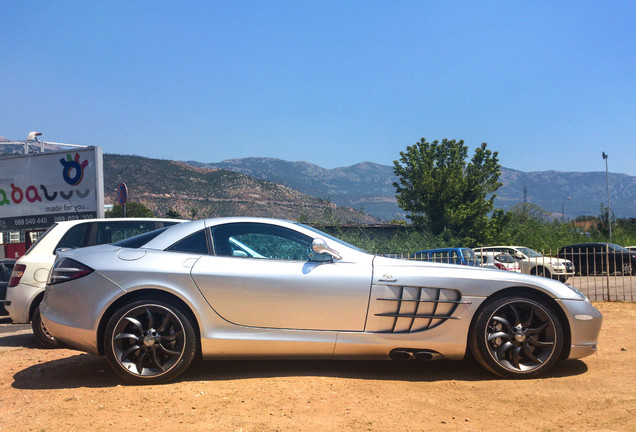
[
  {"xmin": 189, "ymin": 207, "xmax": 199, "ymax": 220},
  {"xmin": 393, "ymin": 138, "xmax": 501, "ymax": 242},
  {"xmin": 106, "ymin": 201, "xmax": 154, "ymax": 218},
  {"xmin": 166, "ymin": 208, "xmax": 181, "ymax": 219}
]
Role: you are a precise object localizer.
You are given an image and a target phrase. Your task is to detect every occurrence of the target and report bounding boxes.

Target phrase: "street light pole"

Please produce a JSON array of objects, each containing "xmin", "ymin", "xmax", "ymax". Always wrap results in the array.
[
  {"xmin": 602, "ymin": 152, "xmax": 612, "ymax": 241},
  {"xmin": 562, "ymin": 196, "xmax": 571, "ymax": 222}
]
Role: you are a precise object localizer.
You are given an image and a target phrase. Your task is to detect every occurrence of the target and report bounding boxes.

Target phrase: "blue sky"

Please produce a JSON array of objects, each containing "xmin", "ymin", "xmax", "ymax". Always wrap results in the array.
[{"xmin": 2, "ymin": 1, "xmax": 635, "ymax": 175}]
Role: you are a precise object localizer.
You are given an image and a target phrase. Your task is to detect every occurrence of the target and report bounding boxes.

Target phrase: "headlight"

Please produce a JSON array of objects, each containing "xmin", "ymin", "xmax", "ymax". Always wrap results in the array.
[{"xmin": 565, "ymin": 284, "xmax": 588, "ymax": 301}]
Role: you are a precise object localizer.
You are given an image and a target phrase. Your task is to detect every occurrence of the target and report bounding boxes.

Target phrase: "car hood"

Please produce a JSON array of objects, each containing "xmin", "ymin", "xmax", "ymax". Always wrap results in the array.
[{"xmin": 371, "ymin": 256, "xmax": 584, "ymax": 301}]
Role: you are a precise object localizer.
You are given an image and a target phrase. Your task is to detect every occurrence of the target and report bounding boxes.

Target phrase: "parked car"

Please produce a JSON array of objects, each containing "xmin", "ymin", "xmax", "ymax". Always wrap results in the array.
[
  {"xmin": 0, "ymin": 258, "xmax": 16, "ymax": 315},
  {"xmin": 473, "ymin": 246, "xmax": 574, "ymax": 282},
  {"xmin": 557, "ymin": 243, "xmax": 636, "ymax": 276},
  {"xmin": 475, "ymin": 252, "xmax": 521, "ymax": 272},
  {"xmin": 5, "ymin": 218, "xmax": 182, "ymax": 347},
  {"xmin": 411, "ymin": 247, "xmax": 480, "ymax": 266},
  {"xmin": 626, "ymin": 246, "xmax": 636, "ymax": 252},
  {"xmin": 41, "ymin": 217, "xmax": 601, "ymax": 384}
]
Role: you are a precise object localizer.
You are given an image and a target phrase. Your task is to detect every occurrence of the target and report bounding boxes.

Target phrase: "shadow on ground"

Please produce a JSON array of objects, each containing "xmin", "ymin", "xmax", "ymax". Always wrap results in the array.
[
  {"xmin": 12, "ymin": 352, "xmax": 589, "ymax": 390},
  {"xmin": 0, "ymin": 333, "xmax": 40, "ymax": 349}
]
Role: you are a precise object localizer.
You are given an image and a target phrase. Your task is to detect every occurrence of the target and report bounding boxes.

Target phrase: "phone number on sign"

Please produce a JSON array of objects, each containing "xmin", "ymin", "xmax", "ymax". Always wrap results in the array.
[
  {"xmin": 53, "ymin": 214, "xmax": 95, "ymax": 222},
  {"xmin": 12, "ymin": 217, "xmax": 50, "ymax": 227}
]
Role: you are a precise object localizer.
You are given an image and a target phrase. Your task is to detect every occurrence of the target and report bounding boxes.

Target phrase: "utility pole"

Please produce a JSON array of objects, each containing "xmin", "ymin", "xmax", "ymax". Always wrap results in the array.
[{"xmin": 602, "ymin": 152, "xmax": 612, "ymax": 241}]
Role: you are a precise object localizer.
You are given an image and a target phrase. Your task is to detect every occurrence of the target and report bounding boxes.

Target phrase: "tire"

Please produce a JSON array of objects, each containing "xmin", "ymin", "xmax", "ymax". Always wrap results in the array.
[
  {"xmin": 622, "ymin": 263, "xmax": 633, "ymax": 276},
  {"xmin": 32, "ymin": 306, "xmax": 61, "ymax": 349},
  {"xmin": 530, "ymin": 266, "xmax": 552, "ymax": 279},
  {"xmin": 469, "ymin": 294, "xmax": 564, "ymax": 378},
  {"xmin": 104, "ymin": 299, "xmax": 197, "ymax": 385}
]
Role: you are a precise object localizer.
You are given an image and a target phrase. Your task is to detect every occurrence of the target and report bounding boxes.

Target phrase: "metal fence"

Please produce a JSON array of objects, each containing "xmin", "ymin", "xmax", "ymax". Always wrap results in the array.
[{"xmin": 378, "ymin": 248, "xmax": 635, "ymax": 302}]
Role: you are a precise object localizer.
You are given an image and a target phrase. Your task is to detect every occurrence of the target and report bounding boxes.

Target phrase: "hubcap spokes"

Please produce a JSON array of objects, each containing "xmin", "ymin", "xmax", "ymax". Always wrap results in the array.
[
  {"xmin": 112, "ymin": 305, "xmax": 185, "ymax": 377},
  {"xmin": 486, "ymin": 301, "xmax": 556, "ymax": 372}
]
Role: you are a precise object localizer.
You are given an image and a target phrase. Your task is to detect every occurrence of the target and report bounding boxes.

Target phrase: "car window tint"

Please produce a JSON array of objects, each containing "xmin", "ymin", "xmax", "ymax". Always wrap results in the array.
[
  {"xmin": 167, "ymin": 230, "xmax": 209, "ymax": 254},
  {"xmin": 55, "ymin": 223, "xmax": 91, "ymax": 251},
  {"xmin": 95, "ymin": 221, "xmax": 159, "ymax": 244},
  {"xmin": 211, "ymin": 223, "xmax": 312, "ymax": 261}
]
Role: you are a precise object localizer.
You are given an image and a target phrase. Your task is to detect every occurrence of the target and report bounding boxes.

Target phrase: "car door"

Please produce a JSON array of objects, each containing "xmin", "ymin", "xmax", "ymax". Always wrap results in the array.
[{"xmin": 190, "ymin": 222, "xmax": 373, "ymax": 332}]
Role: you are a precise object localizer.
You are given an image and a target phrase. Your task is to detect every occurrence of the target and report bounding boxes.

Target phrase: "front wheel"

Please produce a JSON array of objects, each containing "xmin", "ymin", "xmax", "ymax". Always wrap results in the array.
[
  {"xmin": 104, "ymin": 299, "xmax": 197, "ymax": 384},
  {"xmin": 469, "ymin": 295, "xmax": 564, "ymax": 378},
  {"xmin": 32, "ymin": 306, "xmax": 61, "ymax": 349}
]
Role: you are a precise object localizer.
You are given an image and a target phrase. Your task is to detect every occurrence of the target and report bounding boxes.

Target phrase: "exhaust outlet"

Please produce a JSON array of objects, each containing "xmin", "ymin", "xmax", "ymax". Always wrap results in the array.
[
  {"xmin": 389, "ymin": 349, "xmax": 413, "ymax": 360},
  {"xmin": 414, "ymin": 351, "xmax": 434, "ymax": 360},
  {"xmin": 390, "ymin": 349, "xmax": 443, "ymax": 361}
]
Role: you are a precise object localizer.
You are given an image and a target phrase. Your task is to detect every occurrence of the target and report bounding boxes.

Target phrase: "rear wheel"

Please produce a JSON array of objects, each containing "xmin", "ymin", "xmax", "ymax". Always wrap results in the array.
[
  {"xmin": 104, "ymin": 299, "xmax": 197, "ymax": 384},
  {"xmin": 531, "ymin": 266, "xmax": 552, "ymax": 279},
  {"xmin": 469, "ymin": 295, "xmax": 564, "ymax": 378},
  {"xmin": 622, "ymin": 263, "xmax": 633, "ymax": 276},
  {"xmin": 32, "ymin": 306, "xmax": 61, "ymax": 349}
]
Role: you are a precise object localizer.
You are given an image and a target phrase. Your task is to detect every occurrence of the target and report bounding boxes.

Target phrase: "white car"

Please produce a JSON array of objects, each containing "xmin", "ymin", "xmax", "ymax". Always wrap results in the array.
[
  {"xmin": 473, "ymin": 246, "xmax": 574, "ymax": 282},
  {"xmin": 5, "ymin": 218, "xmax": 182, "ymax": 347},
  {"xmin": 475, "ymin": 251, "xmax": 521, "ymax": 272}
]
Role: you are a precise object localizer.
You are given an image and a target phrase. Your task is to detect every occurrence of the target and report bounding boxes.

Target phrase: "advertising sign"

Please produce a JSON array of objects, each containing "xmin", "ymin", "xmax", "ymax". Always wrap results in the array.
[{"xmin": 0, "ymin": 147, "xmax": 104, "ymax": 231}]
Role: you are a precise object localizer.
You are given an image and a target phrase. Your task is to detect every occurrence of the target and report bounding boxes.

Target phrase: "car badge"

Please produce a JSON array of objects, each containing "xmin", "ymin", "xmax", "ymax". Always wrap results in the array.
[{"xmin": 378, "ymin": 274, "xmax": 398, "ymax": 283}]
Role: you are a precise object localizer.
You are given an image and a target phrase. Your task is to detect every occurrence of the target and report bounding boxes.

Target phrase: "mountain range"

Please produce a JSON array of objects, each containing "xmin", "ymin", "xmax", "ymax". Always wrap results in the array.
[
  {"xmin": 189, "ymin": 157, "xmax": 636, "ymax": 220},
  {"xmin": 1, "ymin": 137, "xmax": 634, "ymax": 222},
  {"xmin": 103, "ymin": 155, "xmax": 379, "ymax": 224}
]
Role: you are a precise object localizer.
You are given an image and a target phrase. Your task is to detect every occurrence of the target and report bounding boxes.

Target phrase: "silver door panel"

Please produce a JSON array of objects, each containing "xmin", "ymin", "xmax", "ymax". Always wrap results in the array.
[{"xmin": 191, "ymin": 255, "xmax": 374, "ymax": 331}]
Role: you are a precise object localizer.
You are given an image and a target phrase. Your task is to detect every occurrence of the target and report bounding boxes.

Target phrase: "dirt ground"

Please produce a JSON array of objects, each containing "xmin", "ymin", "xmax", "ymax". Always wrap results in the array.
[{"xmin": 1, "ymin": 302, "xmax": 634, "ymax": 432}]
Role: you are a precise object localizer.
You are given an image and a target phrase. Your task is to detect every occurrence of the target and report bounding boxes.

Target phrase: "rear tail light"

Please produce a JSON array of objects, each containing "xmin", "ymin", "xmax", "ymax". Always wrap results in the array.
[
  {"xmin": 494, "ymin": 263, "xmax": 505, "ymax": 270},
  {"xmin": 8, "ymin": 264, "xmax": 27, "ymax": 287},
  {"xmin": 48, "ymin": 258, "xmax": 93, "ymax": 285}
]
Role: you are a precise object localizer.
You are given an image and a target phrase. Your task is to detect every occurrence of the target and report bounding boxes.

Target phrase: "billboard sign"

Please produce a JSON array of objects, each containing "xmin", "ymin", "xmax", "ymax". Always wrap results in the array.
[{"xmin": 0, "ymin": 147, "xmax": 104, "ymax": 231}]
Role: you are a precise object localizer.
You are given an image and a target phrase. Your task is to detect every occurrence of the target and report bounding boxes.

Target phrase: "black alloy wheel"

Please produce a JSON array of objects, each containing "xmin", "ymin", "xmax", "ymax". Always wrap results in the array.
[
  {"xmin": 470, "ymin": 295, "xmax": 564, "ymax": 378},
  {"xmin": 104, "ymin": 299, "xmax": 197, "ymax": 384}
]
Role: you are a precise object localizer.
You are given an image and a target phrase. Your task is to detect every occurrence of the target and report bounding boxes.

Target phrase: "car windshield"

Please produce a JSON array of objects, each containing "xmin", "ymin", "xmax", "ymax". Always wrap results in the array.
[
  {"xmin": 294, "ymin": 223, "xmax": 368, "ymax": 254},
  {"xmin": 461, "ymin": 248, "xmax": 479, "ymax": 265},
  {"xmin": 608, "ymin": 243, "xmax": 630, "ymax": 253},
  {"xmin": 495, "ymin": 253, "xmax": 515, "ymax": 263},
  {"xmin": 518, "ymin": 247, "xmax": 542, "ymax": 258}
]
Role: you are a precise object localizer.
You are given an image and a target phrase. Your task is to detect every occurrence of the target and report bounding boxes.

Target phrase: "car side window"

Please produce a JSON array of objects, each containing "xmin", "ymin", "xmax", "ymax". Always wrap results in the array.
[
  {"xmin": 167, "ymin": 229, "xmax": 210, "ymax": 254},
  {"xmin": 211, "ymin": 223, "xmax": 313, "ymax": 261},
  {"xmin": 55, "ymin": 223, "xmax": 91, "ymax": 251},
  {"xmin": 95, "ymin": 221, "xmax": 159, "ymax": 245}
]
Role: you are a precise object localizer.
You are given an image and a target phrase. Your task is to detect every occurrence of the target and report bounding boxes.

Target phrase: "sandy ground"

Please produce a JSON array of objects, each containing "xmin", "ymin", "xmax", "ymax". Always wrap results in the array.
[{"xmin": 0, "ymin": 302, "xmax": 634, "ymax": 432}]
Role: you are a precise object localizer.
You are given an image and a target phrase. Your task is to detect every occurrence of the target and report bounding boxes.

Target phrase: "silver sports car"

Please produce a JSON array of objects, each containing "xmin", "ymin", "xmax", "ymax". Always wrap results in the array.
[{"xmin": 40, "ymin": 217, "xmax": 602, "ymax": 384}]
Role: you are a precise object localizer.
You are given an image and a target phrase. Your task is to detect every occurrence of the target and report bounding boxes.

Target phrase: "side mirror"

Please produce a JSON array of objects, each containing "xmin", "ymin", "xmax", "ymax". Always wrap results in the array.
[
  {"xmin": 514, "ymin": 251, "xmax": 524, "ymax": 260},
  {"xmin": 311, "ymin": 238, "xmax": 342, "ymax": 261},
  {"xmin": 55, "ymin": 247, "xmax": 73, "ymax": 255}
]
